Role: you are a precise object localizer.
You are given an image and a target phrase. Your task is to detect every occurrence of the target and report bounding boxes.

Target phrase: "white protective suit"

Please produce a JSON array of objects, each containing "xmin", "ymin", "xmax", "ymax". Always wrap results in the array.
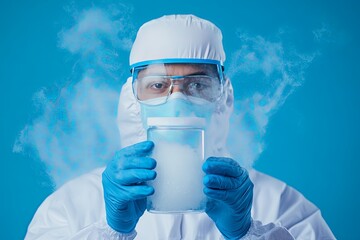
[{"xmin": 25, "ymin": 15, "xmax": 335, "ymax": 240}]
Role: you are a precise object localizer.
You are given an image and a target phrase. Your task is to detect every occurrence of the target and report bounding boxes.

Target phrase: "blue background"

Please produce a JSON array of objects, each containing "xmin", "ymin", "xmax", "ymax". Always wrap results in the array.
[{"xmin": 1, "ymin": 0, "xmax": 359, "ymax": 239}]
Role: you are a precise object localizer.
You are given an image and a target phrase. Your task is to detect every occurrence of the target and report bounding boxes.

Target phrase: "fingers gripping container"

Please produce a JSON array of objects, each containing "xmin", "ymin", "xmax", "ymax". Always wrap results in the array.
[{"xmin": 146, "ymin": 117, "xmax": 206, "ymax": 213}]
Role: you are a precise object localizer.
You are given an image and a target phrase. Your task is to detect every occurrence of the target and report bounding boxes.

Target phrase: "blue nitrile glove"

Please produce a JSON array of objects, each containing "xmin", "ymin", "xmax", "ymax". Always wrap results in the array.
[
  {"xmin": 203, "ymin": 157, "xmax": 253, "ymax": 239},
  {"xmin": 102, "ymin": 141, "xmax": 157, "ymax": 233}
]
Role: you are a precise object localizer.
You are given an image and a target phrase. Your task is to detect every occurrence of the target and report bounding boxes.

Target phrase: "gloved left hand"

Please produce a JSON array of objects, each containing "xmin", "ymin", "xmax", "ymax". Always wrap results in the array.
[
  {"xmin": 203, "ymin": 157, "xmax": 253, "ymax": 239},
  {"xmin": 102, "ymin": 141, "xmax": 156, "ymax": 234}
]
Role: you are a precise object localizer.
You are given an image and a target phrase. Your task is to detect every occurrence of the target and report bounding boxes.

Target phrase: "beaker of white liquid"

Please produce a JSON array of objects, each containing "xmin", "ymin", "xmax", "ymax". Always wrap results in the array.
[{"xmin": 146, "ymin": 117, "xmax": 206, "ymax": 213}]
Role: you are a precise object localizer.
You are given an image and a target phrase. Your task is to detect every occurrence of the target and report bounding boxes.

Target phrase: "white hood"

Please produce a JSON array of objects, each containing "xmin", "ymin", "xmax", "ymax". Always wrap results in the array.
[{"xmin": 117, "ymin": 14, "xmax": 233, "ymax": 155}]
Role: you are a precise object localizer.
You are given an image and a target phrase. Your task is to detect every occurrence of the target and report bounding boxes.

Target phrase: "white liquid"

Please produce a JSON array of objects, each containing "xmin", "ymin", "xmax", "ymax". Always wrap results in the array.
[{"xmin": 147, "ymin": 141, "xmax": 206, "ymax": 212}]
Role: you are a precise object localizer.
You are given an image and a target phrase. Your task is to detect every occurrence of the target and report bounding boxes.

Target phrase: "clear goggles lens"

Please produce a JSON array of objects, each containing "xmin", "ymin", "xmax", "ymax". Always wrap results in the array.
[{"xmin": 131, "ymin": 63, "xmax": 224, "ymax": 105}]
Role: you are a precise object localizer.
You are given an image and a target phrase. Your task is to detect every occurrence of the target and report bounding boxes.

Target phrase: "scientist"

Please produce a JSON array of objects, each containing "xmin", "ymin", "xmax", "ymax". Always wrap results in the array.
[{"xmin": 25, "ymin": 15, "xmax": 335, "ymax": 239}]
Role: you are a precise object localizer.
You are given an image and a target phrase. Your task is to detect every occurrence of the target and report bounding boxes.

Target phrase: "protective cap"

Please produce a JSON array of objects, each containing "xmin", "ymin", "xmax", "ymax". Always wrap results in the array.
[{"xmin": 129, "ymin": 14, "xmax": 226, "ymax": 68}]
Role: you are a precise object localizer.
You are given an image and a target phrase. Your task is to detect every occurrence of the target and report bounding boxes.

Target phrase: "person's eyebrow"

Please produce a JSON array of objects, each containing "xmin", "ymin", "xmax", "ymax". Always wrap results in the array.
[
  {"xmin": 186, "ymin": 71, "xmax": 207, "ymax": 76},
  {"xmin": 187, "ymin": 70, "xmax": 220, "ymax": 77}
]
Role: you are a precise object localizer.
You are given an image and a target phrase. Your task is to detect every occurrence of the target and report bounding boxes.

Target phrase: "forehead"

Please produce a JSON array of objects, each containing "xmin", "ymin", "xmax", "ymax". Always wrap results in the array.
[{"xmin": 137, "ymin": 63, "xmax": 218, "ymax": 76}]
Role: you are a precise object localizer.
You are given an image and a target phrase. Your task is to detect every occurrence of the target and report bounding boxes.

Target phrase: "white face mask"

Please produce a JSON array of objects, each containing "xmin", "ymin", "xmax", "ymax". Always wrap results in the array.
[{"xmin": 140, "ymin": 92, "xmax": 215, "ymax": 129}]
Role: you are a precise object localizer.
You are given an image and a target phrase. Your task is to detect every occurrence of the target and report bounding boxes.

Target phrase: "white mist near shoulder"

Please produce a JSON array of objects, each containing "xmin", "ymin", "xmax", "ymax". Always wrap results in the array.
[
  {"xmin": 146, "ymin": 117, "xmax": 206, "ymax": 212},
  {"xmin": 13, "ymin": 5, "xmax": 135, "ymax": 188}
]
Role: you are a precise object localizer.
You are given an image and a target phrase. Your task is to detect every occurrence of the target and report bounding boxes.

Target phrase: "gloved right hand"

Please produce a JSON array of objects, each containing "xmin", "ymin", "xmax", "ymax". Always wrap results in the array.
[{"xmin": 102, "ymin": 141, "xmax": 157, "ymax": 233}]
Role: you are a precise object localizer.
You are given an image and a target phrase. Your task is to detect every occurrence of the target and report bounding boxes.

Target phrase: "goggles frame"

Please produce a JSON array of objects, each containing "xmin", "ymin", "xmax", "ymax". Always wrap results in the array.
[{"xmin": 130, "ymin": 59, "xmax": 225, "ymax": 105}]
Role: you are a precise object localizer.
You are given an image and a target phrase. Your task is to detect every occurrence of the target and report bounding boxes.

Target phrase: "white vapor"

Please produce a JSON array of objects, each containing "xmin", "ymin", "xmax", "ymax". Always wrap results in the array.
[
  {"xmin": 13, "ymin": 5, "xmax": 318, "ymax": 188},
  {"xmin": 226, "ymin": 32, "xmax": 317, "ymax": 168},
  {"xmin": 13, "ymin": 5, "xmax": 134, "ymax": 188}
]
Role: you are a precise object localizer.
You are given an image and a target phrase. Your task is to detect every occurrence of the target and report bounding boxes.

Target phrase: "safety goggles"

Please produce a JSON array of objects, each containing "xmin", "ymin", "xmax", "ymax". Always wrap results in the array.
[{"xmin": 131, "ymin": 62, "xmax": 225, "ymax": 105}]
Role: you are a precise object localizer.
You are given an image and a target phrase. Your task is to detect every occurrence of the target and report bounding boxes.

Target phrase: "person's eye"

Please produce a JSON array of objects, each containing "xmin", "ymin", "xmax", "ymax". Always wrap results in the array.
[
  {"xmin": 187, "ymin": 77, "xmax": 212, "ymax": 91},
  {"xmin": 150, "ymin": 82, "xmax": 166, "ymax": 89},
  {"xmin": 146, "ymin": 78, "xmax": 170, "ymax": 91},
  {"xmin": 140, "ymin": 76, "xmax": 169, "ymax": 90},
  {"xmin": 188, "ymin": 82, "xmax": 205, "ymax": 90}
]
